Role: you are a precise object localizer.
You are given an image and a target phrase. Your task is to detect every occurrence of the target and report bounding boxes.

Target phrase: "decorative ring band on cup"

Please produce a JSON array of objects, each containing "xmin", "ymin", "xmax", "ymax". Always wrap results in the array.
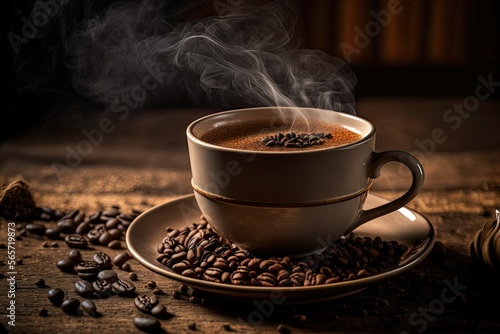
[{"xmin": 191, "ymin": 179, "xmax": 374, "ymax": 208}]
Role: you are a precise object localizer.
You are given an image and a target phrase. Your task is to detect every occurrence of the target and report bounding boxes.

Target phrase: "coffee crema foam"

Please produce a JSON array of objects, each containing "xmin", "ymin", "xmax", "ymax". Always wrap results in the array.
[{"xmin": 199, "ymin": 120, "xmax": 362, "ymax": 151}]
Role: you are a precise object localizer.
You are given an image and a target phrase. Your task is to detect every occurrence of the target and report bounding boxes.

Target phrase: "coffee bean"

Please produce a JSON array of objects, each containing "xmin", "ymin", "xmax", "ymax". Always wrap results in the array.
[
  {"xmin": 87, "ymin": 227, "xmax": 104, "ymax": 245},
  {"xmin": 172, "ymin": 290, "xmax": 181, "ymax": 299},
  {"xmin": 81, "ymin": 299, "xmax": 98, "ymax": 317},
  {"xmin": 35, "ymin": 278, "xmax": 46, "ymax": 288},
  {"xmin": 277, "ymin": 323, "xmax": 291, "ymax": 334},
  {"xmin": 45, "ymin": 227, "xmax": 61, "ymax": 240},
  {"xmin": 121, "ymin": 262, "xmax": 132, "ymax": 272},
  {"xmin": 97, "ymin": 269, "xmax": 118, "ymax": 283},
  {"xmin": 57, "ymin": 219, "xmax": 77, "ymax": 234},
  {"xmin": 87, "ymin": 211, "xmax": 103, "ymax": 224},
  {"xmin": 38, "ymin": 308, "xmax": 48, "ymax": 317},
  {"xmin": 65, "ymin": 234, "xmax": 88, "ymax": 249},
  {"xmin": 105, "ymin": 218, "xmax": 120, "ymax": 230},
  {"xmin": 48, "ymin": 288, "xmax": 65, "ymax": 306},
  {"xmin": 113, "ymin": 252, "xmax": 130, "ymax": 267},
  {"xmin": 75, "ymin": 222, "xmax": 91, "ymax": 235},
  {"xmin": 102, "ymin": 209, "xmax": 119, "ymax": 217},
  {"xmin": 92, "ymin": 279, "xmax": 113, "ymax": 298},
  {"xmin": 177, "ymin": 284, "xmax": 188, "ymax": 295},
  {"xmin": 134, "ymin": 294, "xmax": 159, "ymax": 313},
  {"xmin": 133, "ymin": 315, "xmax": 161, "ymax": 332},
  {"xmin": 112, "ymin": 279, "xmax": 136, "ymax": 297},
  {"xmin": 62, "ymin": 209, "xmax": 79, "ymax": 220},
  {"xmin": 151, "ymin": 303, "xmax": 169, "ymax": 319},
  {"xmin": 108, "ymin": 240, "xmax": 121, "ymax": 249},
  {"xmin": 93, "ymin": 252, "xmax": 112, "ymax": 270},
  {"xmin": 75, "ymin": 280, "xmax": 94, "ymax": 298},
  {"xmin": 128, "ymin": 272, "xmax": 138, "ymax": 281},
  {"xmin": 68, "ymin": 249, "xmax": 82, "ymax": 265},
  {"xmin": 56, "ymin": 258, "xmax": 74, "ymax": 273},
  {"xmin": 96, "ymin": 231, "xmax": 110, "ymax": 245},
  {"xmin": 60, "ymin": 298, "xmax": 80, "ymax": 315},
  {"xmin": 26, "ymin": 223, "xmax": 46, "ymax": 235},
  {"xmin": 76, "ymin": 261, "xmax": 100, "ymax": 281}
]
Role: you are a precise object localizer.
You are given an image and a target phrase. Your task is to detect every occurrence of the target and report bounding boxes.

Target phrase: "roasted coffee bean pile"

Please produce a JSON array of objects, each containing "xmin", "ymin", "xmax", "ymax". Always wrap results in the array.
[
  {"xmin": 261, "ymin": 132, "xmax": 333, "ymax": 148},
  {"xmin": 157, "ymin": 217, "xmax": 408, "ymax": 287},
  {"xmin": 16, "ymin": 205, "xmax": 141, "ymax": 250}
]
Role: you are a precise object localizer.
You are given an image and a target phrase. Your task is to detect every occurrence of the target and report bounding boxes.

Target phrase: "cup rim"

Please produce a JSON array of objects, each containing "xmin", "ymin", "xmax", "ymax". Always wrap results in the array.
[{"xmin": 186, "ymin": 106, "xmax": 376, "ymax": 154}]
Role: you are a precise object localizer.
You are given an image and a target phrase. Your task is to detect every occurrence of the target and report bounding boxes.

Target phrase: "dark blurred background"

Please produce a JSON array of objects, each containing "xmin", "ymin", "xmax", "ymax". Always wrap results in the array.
[{"xmin": 4, "ymin": 0, "xmax": 500, "ymax": 141}]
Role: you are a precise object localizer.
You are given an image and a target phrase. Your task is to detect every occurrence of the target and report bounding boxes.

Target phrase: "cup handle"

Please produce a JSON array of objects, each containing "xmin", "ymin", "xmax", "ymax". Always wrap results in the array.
[{"xmin": 348, "ymin": 151, "xmax": 424, "ymax": 232}]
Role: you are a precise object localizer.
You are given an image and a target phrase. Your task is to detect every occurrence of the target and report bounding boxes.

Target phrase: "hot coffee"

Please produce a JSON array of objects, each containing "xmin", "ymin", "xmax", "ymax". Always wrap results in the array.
[{"xmin": 199, "ymin": 120, "xmax": 362, "ymax": 151}]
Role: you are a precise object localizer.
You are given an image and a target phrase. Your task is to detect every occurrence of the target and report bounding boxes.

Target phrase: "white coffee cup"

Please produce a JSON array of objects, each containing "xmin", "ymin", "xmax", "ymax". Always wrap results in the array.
[{"xmin": 187, "ymin": 107, "xmax": 424, "ymax": 257}]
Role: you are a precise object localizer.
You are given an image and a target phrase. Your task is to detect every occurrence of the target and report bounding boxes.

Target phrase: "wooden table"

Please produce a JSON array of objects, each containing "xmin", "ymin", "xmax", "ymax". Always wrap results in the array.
[{"xmin": 1, "ymin": 98, "xmax": 499, "ymax": 333}]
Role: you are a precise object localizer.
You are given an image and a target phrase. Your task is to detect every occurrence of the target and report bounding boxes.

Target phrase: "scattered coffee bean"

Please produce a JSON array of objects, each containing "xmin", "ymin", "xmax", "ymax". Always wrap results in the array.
[
  {"xmin": 188, "ymin": 322, "xmax": 197, "ymax": 330},
  {"xmin": 81, "ymin": 299, "xmax": 98, "ymax": 317},
  {"xmin": 76, "ymin": 261, "xmax": 101, "ymax": 281},
  {"xmin": 42, "ymin": 241, "xmax": 49, "ymax": 247},
  {"xmin": 62, "ymin": 209, "xmax": 79, "ymax": 220},
  {"xmin": 60, "ymin": 298, "xmax": 81, "ymax": 315},
  {"xmin": 75, "ymin": 222, "xmax": 91, "ymax": 235},
  {"xmin": 92, "ymin": 279, "xmax": 113, "ymax": 298},
  {"xmin": 65, "ymin": 234, "xmax": 88, "ymax": 249},
  {"xmin": 68, "ymin": 249, "xmax": 82, "ymax": 265},
  {"xmin": 97, "ymin": 269, "xmax": 118, "ymax": 283},
  {"xmin": 35, "ymin": 278, "xmax": 45, "ymax": 288},
  {"xmin": 133, "ymin": 315, "xmax": 161, "ymax": 332},
  {"xmin": 153, "ymin": 288, "xmax": 163, "ymax": 295},
  {"xmin": 150, "ymin": 303, "xmax": 169, "ymax": 319},
  {"xmin": 102, "ymin": 208, "xmax": 119, "ymax": 217},
  {"xmin": 38, "ymin": 308, "xmax": 48, "ymax": 317},
  {"xmin": 121, "ymin": 262, "xmax": 132, "ymax": 272},
  {"xmin": 93, "ymin": 252, "xmax": 112, "ymax": 270},
  {"xmin": 145, "ymin": 281, "xmax": 157, "ymax": 289},
  {"xmin": 128, "ymin": 272, "xmax": 138, "ymax": 281},
  {"xmin": 45, "ymin": 227, "xmax": 61, "ymax": 240},
  {"xmin": 172, "ymin": 290, "xmax": 182, "ymax": 299},
  {"xmin": 112, "ymin": 279, "xmax": 136, "ymax": 297},
  {"xmin": 113, "ymin": 252, "xmax": 130, "ymax": 267},
  {"xmin": 87, "ymin": 227, "xmax": 104, "ymax": 245},
  {"xmin": 177, "ymin": 284, "xmax": 188, "ymax": 295},
  {"xmin": 75, "ymin": 280, "xmax": 95, "ymax": 298},
  {"xmin": 47, "ymin": 288, "xmax": 65, "ymax": 306},
  {"xmin": 134, "ymin": 294, "xmax": 159, "ymax": 313},
  {"xmin": 50, "ymin": 241, "xmax": 59, "ymax": 247},
  {"xmin": 25, "ymin": 223, "xmax": 46, "ymax": 235},
  {"xmin": 277, "ymin": 323, "xmax": 291, "ymax": 334},
  {"xmin": 56, "ymin": 258, "xmax": 75, "ymax": 273},
  {"xmin": 57, "ymin": 219, "xmax": 78, "ymax": 234},
  {"xmin": 108, "ymin": 240, "xmax": 121, "ymax": 249}
]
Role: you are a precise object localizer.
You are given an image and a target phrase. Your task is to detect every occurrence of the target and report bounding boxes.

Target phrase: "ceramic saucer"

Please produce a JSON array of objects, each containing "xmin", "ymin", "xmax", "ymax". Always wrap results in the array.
[{"xmin": 126, "ymin": 194, "xmax": 434, "ymax": 304}]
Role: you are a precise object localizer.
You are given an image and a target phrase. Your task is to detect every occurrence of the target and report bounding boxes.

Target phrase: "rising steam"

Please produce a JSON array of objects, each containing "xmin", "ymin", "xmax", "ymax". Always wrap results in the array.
[{"xmin": 65, "ymin": 0, "xmax": 356, "ymax": 114}]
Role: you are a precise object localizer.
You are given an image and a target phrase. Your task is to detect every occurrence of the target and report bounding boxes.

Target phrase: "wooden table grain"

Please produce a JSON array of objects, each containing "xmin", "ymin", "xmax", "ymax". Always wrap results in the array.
[{"xmin": 1, "ymin": 98, "xmax": 499, "ymax": 333}]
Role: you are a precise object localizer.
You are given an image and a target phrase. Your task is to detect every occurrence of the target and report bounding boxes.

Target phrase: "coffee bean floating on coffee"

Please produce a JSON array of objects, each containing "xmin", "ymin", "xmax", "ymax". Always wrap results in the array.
[
  {"xmin": 261, "ymin": 132, "xmax": 333, "ymax": 148},
  {"xmin": 156, "ymin": 216, "xmax": 409, "ymax": 287}
]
